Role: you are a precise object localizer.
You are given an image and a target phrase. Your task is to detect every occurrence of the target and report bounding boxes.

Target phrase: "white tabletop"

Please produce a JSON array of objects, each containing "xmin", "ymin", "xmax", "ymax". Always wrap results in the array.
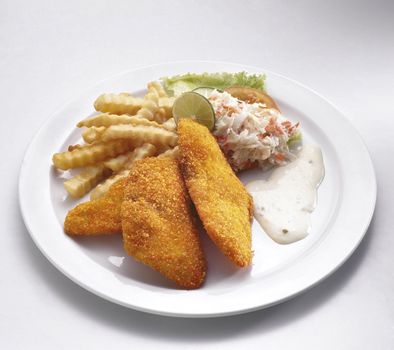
[{"xmin": 1, "ymin": 0, "xmax": 393, "ymax": 348}]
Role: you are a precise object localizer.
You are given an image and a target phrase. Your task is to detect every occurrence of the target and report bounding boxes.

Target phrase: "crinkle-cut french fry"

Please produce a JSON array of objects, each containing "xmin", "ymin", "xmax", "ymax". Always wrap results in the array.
[
  {"xmin": 134, "ymin": 100, "xmax": 158, "ymax": 120},
  {"xmin": 158, "ymin": 97, "xmax": 175, "ymax": 119},
  {"xmin": 77, "ymin": 113, "xmax": 164, "ymax": 129},
  {"xmin": 82, "ymin": 126, "xmax": 106, "ymax": 143},
  {"xmin": 135, "ymin": 88, "xmax": 171, "ymax": 124},
  {"xmin": 90, "ymin": 169, "xmax": 129, "ymax": 200},
  {"xmin": 157, "ymin": 146, "xmax": 179, "ymax": 159},
  {"xmin": 101, "ymin": 124, "xmax": 178, "ymax": 148},
  {"xmin": 90, "ymin": 143, "xmax": 156, "ymax": 199},
  {"xmin": 148, "ymin": 81, "xmax": 168, "ymax": 98},
  {"xmin": 148, "ymin": 81, "xmax": 175, "ymax": 120},
  {"xmin": 122, "ymin": 143, "xmax": 156, "ymax": 169},
  {"xmin": 63, "ymin": 165, "xmax": 111, "ymax": 198},
  {"xmin": 52, "ymin": 139, "xmax": 132, "ymax": 170},
  {"xmin": 103, "ymin": 150, "xmax": 135, "ymax": 172},
  {"xmin": 161, "ymin": 118, "xmax": 176, "ymax": 131},
  {"xmin": 94, "ymin": 93, "xmax": 144, "ymax": 115}
]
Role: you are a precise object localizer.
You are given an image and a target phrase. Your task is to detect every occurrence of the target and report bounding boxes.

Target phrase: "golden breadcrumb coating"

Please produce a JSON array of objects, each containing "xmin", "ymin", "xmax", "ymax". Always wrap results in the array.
[
  {"xmin": 121, "ymin": 157, "xmax": 206, "ymax": 289},
  {"xmin": 64, "ymin": 178, "xmax": 126, "ymax": 235},
  {"xmin": 178, "ymin": 119, "xmax": 253, "ymax": 267}
]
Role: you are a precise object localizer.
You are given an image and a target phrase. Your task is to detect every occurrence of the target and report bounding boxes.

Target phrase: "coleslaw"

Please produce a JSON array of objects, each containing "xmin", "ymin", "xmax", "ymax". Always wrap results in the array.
[{"xmin": 208, "ymin": 90, "xmax": 300, "ymax": 171}]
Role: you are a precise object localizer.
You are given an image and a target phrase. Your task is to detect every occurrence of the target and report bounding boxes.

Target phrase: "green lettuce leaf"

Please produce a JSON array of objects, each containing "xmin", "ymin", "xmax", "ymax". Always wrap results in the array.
[
  {"xmin": 287, "ymin": 131, "xmax": 302, "ymax": 146},
  {"xmin": 162, "ymin": 71, "xmax": 266, "ymax": 96}
]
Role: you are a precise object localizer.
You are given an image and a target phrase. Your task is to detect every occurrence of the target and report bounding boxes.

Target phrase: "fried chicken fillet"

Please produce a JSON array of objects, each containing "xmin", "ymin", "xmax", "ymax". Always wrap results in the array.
[
  {"xmin": 178, "ymin": 119, "xmax": 253, "ymax": 267},
  {"xmin": 64, "ymin": 178, "xmax": 125, "ymax": 235},
  {"xmin": 121, "ymin": 157, "xmax": 206, "ymax": 289}
]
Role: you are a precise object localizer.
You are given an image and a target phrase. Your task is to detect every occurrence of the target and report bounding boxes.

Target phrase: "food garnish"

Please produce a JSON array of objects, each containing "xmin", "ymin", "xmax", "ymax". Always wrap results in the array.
[
  {"xmin": 172, "ymin": 92, "xmax": 215, "ymax": 131},
  {"xmin": 192, "ymin": 86, "xmax": 219, "ymax": 98},
  {"xmin": 162, "ymin": 71, "xmax": 266, "ymax": 96}
]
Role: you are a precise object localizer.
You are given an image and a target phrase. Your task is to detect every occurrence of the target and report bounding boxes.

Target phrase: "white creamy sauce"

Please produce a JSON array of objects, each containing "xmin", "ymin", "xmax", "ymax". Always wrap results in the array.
[{"xmin": 246, "ymin": 145, "xmax": 324, "ymax": 244}]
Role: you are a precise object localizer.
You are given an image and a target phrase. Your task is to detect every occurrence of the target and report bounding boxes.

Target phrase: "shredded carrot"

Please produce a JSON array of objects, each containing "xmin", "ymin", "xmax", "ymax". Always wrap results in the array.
[{"xmin": 216, "ymin": 135, "xmax": 228, "ymax": 143}]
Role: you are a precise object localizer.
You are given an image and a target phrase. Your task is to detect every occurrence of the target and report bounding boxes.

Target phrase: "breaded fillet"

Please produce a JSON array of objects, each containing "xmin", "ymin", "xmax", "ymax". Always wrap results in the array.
[
  {"xmin": 64, "ymin": 178, "xmax": 125, "ymax": 235},
  {"xmin": 178, "ymin": 119, "xmax": 253, "ymax": 267},
  {"xmin": 121, "ymin": 157, "xmax": 206, "ymax": 289}
]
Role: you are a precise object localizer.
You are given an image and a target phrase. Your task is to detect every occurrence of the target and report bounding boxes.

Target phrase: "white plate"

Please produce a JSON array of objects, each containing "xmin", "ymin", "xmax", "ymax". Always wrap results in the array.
[{"xmin": 19, "ymin": 61, "xmax": 376, "ymax": 317}]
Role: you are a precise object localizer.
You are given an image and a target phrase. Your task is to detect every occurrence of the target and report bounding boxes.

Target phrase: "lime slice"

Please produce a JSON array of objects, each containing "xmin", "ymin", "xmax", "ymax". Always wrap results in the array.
[
  {"xmin": 172, "ymin": 92, "xmax": 215, "ymax": 131},
  {"xmin": 192, "ymin": 87, "xmax": 216, "ymax": 99}
]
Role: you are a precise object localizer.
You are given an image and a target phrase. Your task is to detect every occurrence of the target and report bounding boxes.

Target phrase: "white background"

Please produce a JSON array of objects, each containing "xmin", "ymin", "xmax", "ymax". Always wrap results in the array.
[{"xmin": 1, "ymin": 0, "xmax": 393, "ymax": 349}]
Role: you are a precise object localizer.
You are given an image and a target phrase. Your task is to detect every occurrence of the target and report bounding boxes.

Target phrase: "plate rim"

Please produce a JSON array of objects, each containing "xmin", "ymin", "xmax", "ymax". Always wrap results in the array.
[{"xmin": 19, "ymin": 60, "xmax": 377, "ymax": 317}]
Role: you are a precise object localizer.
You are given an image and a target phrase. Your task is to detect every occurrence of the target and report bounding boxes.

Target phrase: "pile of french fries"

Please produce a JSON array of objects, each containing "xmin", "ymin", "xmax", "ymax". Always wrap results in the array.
[{"xmin": 52, "ymin": 81, "xmax": 179, "ymax": 199}]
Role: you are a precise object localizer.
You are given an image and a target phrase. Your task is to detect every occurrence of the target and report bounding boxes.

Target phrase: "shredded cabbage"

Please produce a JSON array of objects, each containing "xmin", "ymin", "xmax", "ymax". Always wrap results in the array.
[{"xmin": 208, "ymin": 90, "xmax": 300, "ymax": 171}]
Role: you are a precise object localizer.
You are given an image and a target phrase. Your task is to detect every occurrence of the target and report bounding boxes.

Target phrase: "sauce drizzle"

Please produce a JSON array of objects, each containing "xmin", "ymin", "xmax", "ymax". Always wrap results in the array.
[{"xmin": 246, "ymin": 145, "xmax": 324, "ymax": 244}]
